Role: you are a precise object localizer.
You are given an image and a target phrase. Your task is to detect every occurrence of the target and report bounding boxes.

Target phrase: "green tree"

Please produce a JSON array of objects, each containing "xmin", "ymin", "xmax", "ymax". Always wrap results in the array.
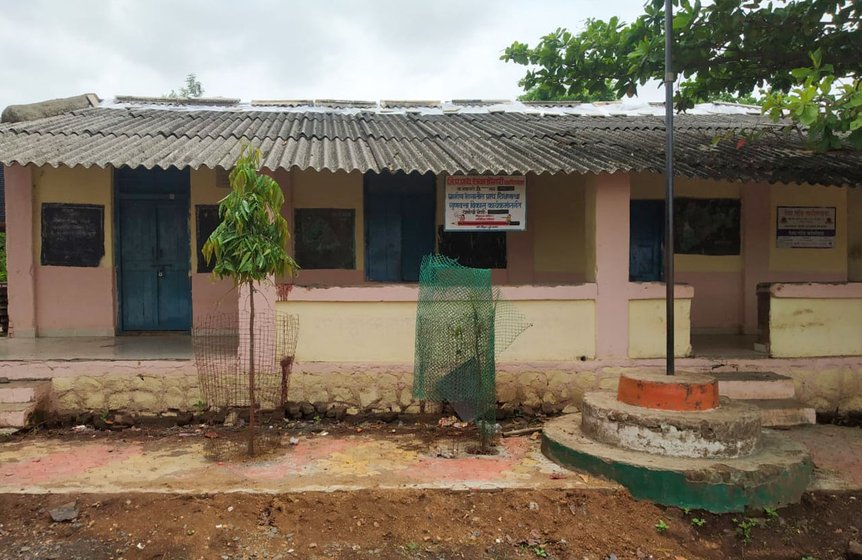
[
  {"xmin": 502, "ymin": 0, "xmax": 862, "ymax": 151},
  {"xmin": 202, "ymin": 146, "xmax": 298, "ymax": 454},
  {"xmin": 167, "ymin": 73, "xmax": 204, "ymax": 98}
]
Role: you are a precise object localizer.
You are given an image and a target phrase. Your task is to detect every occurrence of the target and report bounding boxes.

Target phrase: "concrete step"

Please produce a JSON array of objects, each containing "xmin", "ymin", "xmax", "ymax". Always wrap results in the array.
[
  {"xmin": 0, "ymin": 380, "xmax": 51, "ymax": 404},
  {"xmin": 0, "ymin": 402, "xmax": 35, "ymax": 428},
  {"xmin": 717, "ymin": 371, "xmax": 796, "ymax": 401},
  {"xmin": 739, "ymin": 398, "xmax": 816, "ymax": 428}
]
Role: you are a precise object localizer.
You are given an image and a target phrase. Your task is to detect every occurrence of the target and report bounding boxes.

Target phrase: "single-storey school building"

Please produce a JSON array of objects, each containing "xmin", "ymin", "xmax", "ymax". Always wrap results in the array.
[{"xmin": 0, "ymin": 94, "xmax": 861, "ymax": 423}]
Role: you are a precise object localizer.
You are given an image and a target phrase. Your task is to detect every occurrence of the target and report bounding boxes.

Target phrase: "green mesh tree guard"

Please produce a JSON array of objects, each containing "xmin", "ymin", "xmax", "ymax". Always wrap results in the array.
[{"xmin": 413, "ymin": 255, "xmax": 530, "ymax": 446}]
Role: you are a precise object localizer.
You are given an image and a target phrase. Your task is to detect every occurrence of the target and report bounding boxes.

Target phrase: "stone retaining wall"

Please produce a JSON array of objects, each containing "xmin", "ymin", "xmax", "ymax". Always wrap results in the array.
[{"xmin": 42, "ymin": 358, "xmax": 862, "ymax": 416}]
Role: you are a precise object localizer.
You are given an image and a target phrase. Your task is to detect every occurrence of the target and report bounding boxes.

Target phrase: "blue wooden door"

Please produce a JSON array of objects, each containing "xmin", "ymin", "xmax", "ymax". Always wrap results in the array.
[
  {"xmin": 629, "ymin": 199, "xmax": 665, "ymax": 282},
  {"xmin": 117, "ymin": 168, "xmax": 191, "ymax": 331},
  {"xmin": 365, "ymin": 172, "xmax": 435, "ymax": 282},
  {"xmin": 399, "ymin": 182, "xmax": 436, "ymax": 282},
  {"xmin": 365, "ymin": 185, "xmax": 403, "ymax": 282}
]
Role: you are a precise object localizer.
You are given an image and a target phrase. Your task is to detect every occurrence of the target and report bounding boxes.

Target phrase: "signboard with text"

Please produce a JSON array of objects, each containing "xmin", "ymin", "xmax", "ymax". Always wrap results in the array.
[
  {"xmin": 776, "ymin": 206, "xmax": 836, "ymax": 249},
  {"xmin": 444, "ymin": 176, "xmax": 526, "ymax": 231}
]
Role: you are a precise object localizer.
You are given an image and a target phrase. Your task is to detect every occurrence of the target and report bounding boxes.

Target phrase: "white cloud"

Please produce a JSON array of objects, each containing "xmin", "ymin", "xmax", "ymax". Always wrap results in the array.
[{"xmin": 0, "ymin": 0, "xmax": 651, "ymax": 109}]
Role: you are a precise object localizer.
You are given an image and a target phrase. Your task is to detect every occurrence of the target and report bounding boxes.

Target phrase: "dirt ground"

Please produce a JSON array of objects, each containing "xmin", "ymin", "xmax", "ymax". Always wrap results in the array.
[
  {"xmin": 1, "ymin": 420, "xmax": 861, "ymax": 559},
  {"xmin": 0, "ymin": 489, "xmax": 859, "ymax": 560}
]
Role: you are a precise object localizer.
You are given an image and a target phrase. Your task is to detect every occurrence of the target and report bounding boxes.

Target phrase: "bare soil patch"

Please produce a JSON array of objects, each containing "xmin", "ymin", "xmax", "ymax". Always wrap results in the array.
[{"xmin": 0, "ymin": 489, "xmax": 859, "ymax": 559}]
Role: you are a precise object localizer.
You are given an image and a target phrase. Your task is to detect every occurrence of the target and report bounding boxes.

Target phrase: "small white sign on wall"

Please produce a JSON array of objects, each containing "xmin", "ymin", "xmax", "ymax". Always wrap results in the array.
[
  {"xmin": 776, "ymin": 206, "xmax": 837, "ymax": 249},
  {"xmin": 444, "ymin": 176, "xmax": 526, "ymax": 231}
]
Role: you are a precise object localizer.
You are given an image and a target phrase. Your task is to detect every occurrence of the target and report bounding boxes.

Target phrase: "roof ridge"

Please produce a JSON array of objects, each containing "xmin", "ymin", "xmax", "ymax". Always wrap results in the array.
[{"xmin": 114, "ymin": 95, "xmax": 241, "ymax": 107}]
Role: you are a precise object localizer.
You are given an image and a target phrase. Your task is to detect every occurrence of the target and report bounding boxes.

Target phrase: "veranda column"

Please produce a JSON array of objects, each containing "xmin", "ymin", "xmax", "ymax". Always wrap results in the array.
[
  {"xmin": 741, "ymin": 183, "xmax": 770, "ymax": 335},
  {"xmin": 4, "ymin": 165, "xmax": 37, "ymax": 338},
  {"xmin": 587, "ymin": 173, "xmax": 631, "ymax": 358}
]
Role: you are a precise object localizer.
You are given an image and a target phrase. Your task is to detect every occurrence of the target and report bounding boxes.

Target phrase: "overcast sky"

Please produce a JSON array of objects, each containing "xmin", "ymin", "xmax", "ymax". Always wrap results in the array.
[{"xmin": 0, "ymin": 0, "xmax": 655, "ymax": 110}]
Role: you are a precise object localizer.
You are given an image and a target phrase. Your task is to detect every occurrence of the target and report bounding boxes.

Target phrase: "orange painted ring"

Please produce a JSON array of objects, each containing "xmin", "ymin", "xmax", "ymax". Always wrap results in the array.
[{"xmin": 617, "ymin": 371, "xmax": 719, "ymax": 411}]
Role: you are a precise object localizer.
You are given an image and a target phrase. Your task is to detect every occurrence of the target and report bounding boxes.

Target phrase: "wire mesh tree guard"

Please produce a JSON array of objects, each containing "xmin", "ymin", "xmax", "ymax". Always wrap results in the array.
[
  {"xmin": 413, "ymin": 255, "xmax": 530, "ymax": 451},
  {"xmin": 193, "ymin": 309, "xmax": 299, "ymax": 458}
]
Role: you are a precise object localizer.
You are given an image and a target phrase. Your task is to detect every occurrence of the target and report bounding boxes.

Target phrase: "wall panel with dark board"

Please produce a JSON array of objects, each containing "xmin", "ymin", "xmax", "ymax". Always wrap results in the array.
[
  {"xmin": 674, "ymin": 197, "xmax": 741, "ymax": 256},
  {"xmin": 195, "ymin": 204, "xmax": 221, "ymax": 273},
  {"xmin": 40, "ymin": 203, "xmax": 105, "ymax": 267},
  {"xmin": 295, "ymin": 208, "xmax": 355, "ymax": 270}
]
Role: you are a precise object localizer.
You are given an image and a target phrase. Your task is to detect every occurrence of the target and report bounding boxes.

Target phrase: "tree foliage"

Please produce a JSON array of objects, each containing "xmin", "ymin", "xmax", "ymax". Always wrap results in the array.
[
  {"xmin": 167, "ymin": 73, "xmax": 204, "ymax": 98},
  {"xmin": 202, "ymin": 146, "xmax": 298, "ymax": 285},
  {"xmin": 502, "ymin": 0, "xmax": 862, "ymax": 150}
]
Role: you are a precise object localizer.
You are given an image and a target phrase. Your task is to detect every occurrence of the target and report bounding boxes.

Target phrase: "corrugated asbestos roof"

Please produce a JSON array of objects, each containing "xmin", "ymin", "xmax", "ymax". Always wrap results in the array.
[{"xmin": 1, "ymin": 98, "xmax": 860, "ymax": 185}]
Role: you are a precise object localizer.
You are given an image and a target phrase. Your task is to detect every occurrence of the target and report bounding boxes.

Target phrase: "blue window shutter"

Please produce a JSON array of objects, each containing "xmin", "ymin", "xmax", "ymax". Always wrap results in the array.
[{"xmin": 365, "ymin": 171, "xmax": 435, "ymax": 282}]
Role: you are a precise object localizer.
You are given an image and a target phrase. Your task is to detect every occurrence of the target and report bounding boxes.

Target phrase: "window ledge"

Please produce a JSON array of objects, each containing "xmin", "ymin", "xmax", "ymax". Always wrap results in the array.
[
  {"xmin": 628, "ymin": 282, "xmax": 694, "ymax": 300},
  {"xmin": 770, "ymin": 282, "xmax": 862, "ymax": 299},
  {"xmin": 278, "ymin": 283, "xmax": 598, "ymax": 302}
]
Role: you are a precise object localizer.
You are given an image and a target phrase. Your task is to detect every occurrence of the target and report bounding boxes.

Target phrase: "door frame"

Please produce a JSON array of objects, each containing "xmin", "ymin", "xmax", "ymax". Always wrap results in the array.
[{"xmin": 113, "ymin": 167, "xmax": 192, "ymax": 333}]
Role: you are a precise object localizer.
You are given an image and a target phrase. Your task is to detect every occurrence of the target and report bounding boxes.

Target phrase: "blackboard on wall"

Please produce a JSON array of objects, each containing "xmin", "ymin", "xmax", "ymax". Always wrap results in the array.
[
  {"xmin": 41, "ymin": 203, "xmax": 105, "ymax": 267},
  {"xmin": 438, "ymin": 226, "xmax": 508, "ymax": 269},
  {"xmin": 196, "ymin": 205, "xmax": 221, "ymax": 273},
  {"xmin": 295, "ymin": 208, "xmax": 355, "ymax": 269},
  {"xmin": 674, "ymin": 198, "xmax": 741, "ymax": 256}
]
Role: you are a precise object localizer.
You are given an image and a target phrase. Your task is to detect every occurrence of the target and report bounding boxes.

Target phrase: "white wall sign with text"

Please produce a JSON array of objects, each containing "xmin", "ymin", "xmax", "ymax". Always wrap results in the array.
[
  {"xmin": 776, "ymin": 206, "xmax": 837, "ymax": 249},
  {"xmin": 444, "ymin": 176, "xmax": 526, "ymax": 231}
]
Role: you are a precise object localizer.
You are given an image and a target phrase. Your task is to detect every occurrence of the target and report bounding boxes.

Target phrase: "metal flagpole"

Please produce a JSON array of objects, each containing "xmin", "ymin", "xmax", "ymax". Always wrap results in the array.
[{"xmin": 664, "ymin": 0, "xmax": 675, "ymax": 376}]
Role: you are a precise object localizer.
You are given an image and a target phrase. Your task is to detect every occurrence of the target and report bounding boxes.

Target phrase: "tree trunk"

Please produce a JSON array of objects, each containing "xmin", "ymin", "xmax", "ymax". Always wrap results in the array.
[{"xmin": 248, "ymin": 281, "xmax": 256, "ymax": 456}]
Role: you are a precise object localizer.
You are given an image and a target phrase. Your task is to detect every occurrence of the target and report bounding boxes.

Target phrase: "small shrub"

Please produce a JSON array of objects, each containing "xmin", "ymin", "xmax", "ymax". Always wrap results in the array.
[
  {"xmin": 691, "ymin": 517, "xmax": 706, "ymax": 527},
  {"xmin": 655, "ymin": 519, "xmax": 669, "ymax": 533},
  {"xmin": 733, "ymin": 517, "xmax": 760, "ymax": 545}
]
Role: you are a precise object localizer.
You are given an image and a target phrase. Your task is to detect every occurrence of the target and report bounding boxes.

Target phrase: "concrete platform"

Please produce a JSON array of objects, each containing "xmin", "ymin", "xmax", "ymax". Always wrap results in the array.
[
  {"xmin": 716, "ymin": 371, "xmax": 796, "ymax": 400},
  {"xmin": 0, "ymin": 403, "xmax": 34, "ymax": 428},
  {"xmin": 741, "ymin": 398, "xmax": 817, "ymax": 427},
  {"xmin": 0, "ymin": 380, "xmax": 53, "ymax": 428},
  {"xmin": 0, "ymin": 380, "xmax": 51, "ymax": 404},
  {"xmin": 617, "ymin": 371, "xmax": 719, "ymax": 411},
  {"xmin": 581, "ymin": 391, "xmax": 762, "ymax": 458},
  {"xmin": 543, "ymin": 414, "xmax": 813, "ymax": 513}
]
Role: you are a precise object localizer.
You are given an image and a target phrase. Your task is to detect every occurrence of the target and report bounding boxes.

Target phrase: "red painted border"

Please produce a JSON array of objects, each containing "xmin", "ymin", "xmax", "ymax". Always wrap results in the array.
[{"xmin": 617, "ymin": 373, "xmax": 719, "ymax": 411}]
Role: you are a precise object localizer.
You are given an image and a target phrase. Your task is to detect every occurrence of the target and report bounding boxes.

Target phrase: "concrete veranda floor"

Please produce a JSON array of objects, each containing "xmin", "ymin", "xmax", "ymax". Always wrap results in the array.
[
  {"xmin": 0, "ymin": 421, "xmax": 859, "ymax": 496},
  {"xmin": 0, "ymin": 334, "xmax": 193, "ymax": 361}
]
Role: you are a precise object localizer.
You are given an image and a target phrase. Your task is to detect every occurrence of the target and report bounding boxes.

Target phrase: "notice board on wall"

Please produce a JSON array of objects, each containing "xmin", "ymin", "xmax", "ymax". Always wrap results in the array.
[
  {"xmin": 40, "ymin": 203, "xmax": 105, "ymax": 267},
  {"xmin": 444, "ymin": 176, "xmax": 526, "ymax": 231},
  {"xmin": 196, "ymin": 205, "xmax": 221, "ymax": 273},
  {"xmin": 776, "ymin": 206, "xmax": 836, "ymax": 248},
  {"xmin": 674, "ymin": 197, "xmax": 741, "ymax": 255},
  {"xmin": 294, "ymin": 208, "xmax": 356, "ymax": 269}
]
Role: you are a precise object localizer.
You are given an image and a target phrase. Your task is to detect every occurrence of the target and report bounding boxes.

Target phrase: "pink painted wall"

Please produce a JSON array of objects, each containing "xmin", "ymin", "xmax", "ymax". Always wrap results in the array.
[
  {"xmin": 34, "ymin": 266, "xmax": 115, "ymax": 336},
  {"xmin": 677, "ymin": 271, "xmax": 743, "ymax": 333},
  {"xmin": 192, "ymin": 275, "xmax": 238, "ymax": 325},
  {"xmin": 4, "ymin": 165, "xmax": 37, "ymax": 337},
  {"xmin": 591, "ymin": 173, "xmax": 631, "ymax": 358}
]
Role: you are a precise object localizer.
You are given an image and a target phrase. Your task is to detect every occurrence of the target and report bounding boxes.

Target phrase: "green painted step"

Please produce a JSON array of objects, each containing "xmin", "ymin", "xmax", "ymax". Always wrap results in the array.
[{"xmin": 542, "ymin": 414, "xmax": 812, "ymax": 514}]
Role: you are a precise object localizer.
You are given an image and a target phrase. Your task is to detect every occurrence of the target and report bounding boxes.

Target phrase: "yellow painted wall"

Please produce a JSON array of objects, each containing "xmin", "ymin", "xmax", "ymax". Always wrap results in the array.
[
  {"xmin": 847, "ymin": 187, "xmax": 862, "ymax": 281},
  {"xmin": 628, "ymin": 299, "xmax": 692, "ymax": 358},
  {"xmin": 769, "ymin": 184, "xmax": 847, "ymax": 274},
  {"xmin": 630, "ymin": 173, "xmax": 743, "ymax": 273},
  {"xmin": 33, "ymin": 165, "xmax": 113, "ymax": 267},
  {"xmin": 529, "ymin": 173, "xmax": 587, "ymax": 277},
  {"xmin": 770, "ymin": 298, "xmax": 862, "ymax": 357},
  {"xmin": 291, "ymin": 169, "xmax": 365, "ymax": 271},
  {"xmin": 276, "ymin": 299, "xmax": 596, "ymax": 362}
]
